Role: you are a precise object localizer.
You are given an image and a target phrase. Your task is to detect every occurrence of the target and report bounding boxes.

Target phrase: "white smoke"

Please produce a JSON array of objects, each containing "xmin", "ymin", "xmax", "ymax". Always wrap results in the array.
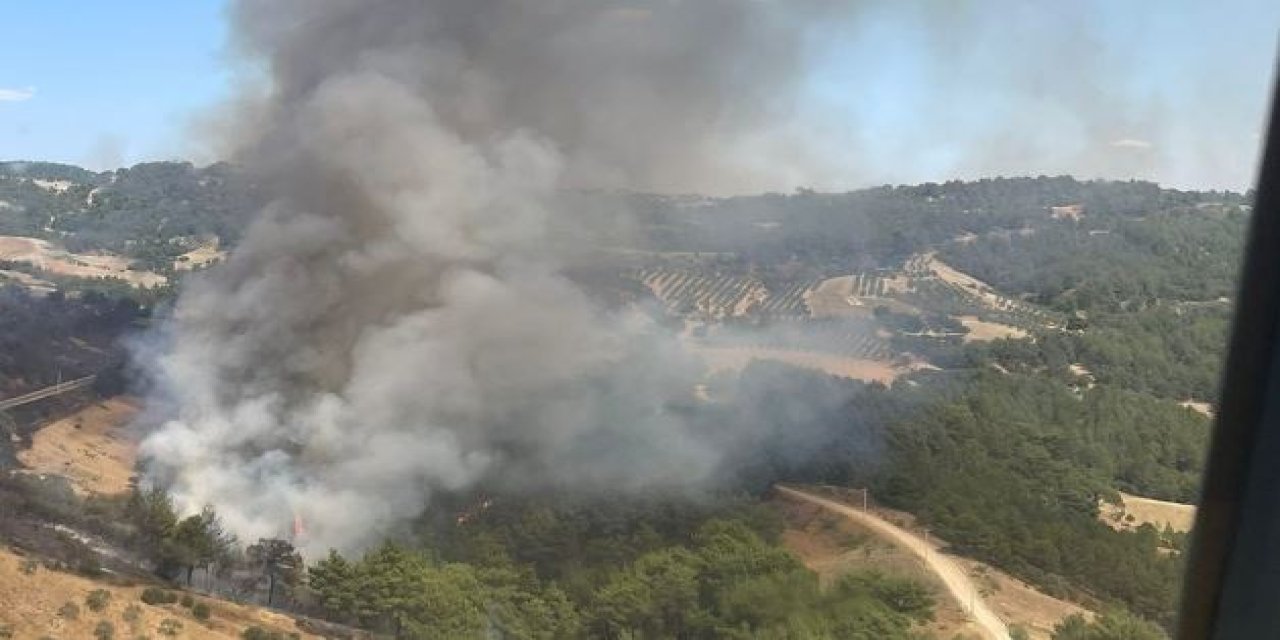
[{"xmin": 139, "ymin": 0, "xmax": 835, "ymax": 554}]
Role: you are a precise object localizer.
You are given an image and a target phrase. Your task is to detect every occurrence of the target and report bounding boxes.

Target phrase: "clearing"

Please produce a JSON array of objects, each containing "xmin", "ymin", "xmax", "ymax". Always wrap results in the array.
[
  {"xmin": 17, "ymin": 398, "xmax": 140, "ymax": 495},
  {"xmin": 1179, "ymin": 400, "xmax": 1215, "ymax": 418},
  {"xmin": 776, "ymin": 491, "xmax": 1088, "ymax": 640},
  {"xmin": 0, "ymin": 546, "xmax": 320, "ymax": 639},
  {"xmin": 1100, "ymin": 491, "xmax": 1196, "ymax": 534},
  {"xmin": 0, "ymin": 235, "xmax": 166, "ymax": 288},
  {"xmin": 691, "ymin": 345, "xmax": 920, "ymax": 384},
  {"xmin": 958, "ymin": 316, "xmax": 1028, "ymax": 343},
  {"xmin": 777, "ymin": 485, "xmax": 1012, "ymax": 640},
  {"xmin": 174, "ymin": 243, "xmax": 227, "ymax": 271}
]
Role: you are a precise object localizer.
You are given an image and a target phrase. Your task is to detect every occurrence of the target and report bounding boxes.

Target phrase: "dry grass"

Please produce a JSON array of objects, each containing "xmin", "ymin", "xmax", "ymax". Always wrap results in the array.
[
  {"xmin": 0, "ymin": 547, "xmax": 319, "ymax": 639},
  {"xmin": 1100, "ymin": 492, "xmax": 1196, "ymax": 533},
  {"xmin": 958, "ymin": 316, "xmax": 1028, "ymax": 343},
  {"xmin": 17, "ymin": 398, "xmax": 140, "ymax": 496},
  {"xmin": 174, "ymin": 243, "xmax": 227, "ymax": 271},
  {"xmin": 0, "ymin": 236, "xmax": 165, "ymax": 288},
  {"xmin": 691, "ymin": 345, "xmax": 920, "ymax": 383}
]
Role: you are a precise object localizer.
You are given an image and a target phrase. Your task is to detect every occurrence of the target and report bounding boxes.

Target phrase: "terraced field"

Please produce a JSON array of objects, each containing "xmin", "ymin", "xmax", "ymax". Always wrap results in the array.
[{"xmin": 635, "ymin": 267, "xmax": 813, "ymax": 319}]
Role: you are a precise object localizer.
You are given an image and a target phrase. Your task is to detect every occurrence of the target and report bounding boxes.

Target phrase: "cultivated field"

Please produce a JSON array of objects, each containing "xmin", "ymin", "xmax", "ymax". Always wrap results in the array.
[{"xmin": 635, "ymin": 267, "xmax": 816, "ymax": 319}]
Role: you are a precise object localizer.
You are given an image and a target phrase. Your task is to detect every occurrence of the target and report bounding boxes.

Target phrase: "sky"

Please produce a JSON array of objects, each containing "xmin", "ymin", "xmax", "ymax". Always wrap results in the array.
[{"xmin": 1, "ymin": 1, "xmax": 1277, "ymax": 191}]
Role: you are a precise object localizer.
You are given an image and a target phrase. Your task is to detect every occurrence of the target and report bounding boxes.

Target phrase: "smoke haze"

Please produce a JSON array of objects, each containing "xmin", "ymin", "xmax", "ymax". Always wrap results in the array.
[
  {"xmin": 139, "ymin": 0, "xmax": 842, "ymax": 553},
  {"xmin": 138, "ymin": 0, "xmax": 1275, "ymax": 553}
]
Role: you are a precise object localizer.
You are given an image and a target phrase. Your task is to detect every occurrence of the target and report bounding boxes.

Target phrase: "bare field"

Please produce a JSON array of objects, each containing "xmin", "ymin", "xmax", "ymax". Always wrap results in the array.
[
  {"xmin": 0, "ymin": 236, "xmax": 165, "ymax": 288},
  {"xmin": 1179, "ymin": 400, "xmax": 1214, "ymax": 418},
  {"xmin": 0, "ymin": 547, "xmax": 320, "ymax": 639},
  {"xmin": 691, "ymin": 345, "xmax": 916, "ymax": 383},
  {"xmin": 805, "ymin": 275, "xmax": 860, "ymax": 318},
  {"xmin": 1100, "ymin": 492, "xmax": 1196, "ymax": 533},
  {"xmin": 18, "ymin": 398, "xmax": 140, "ymax": 495},
  {"xmin": 174, "ymin": 243, "xmax": 227, "ymax": 271},
  {"xmin": 959, "ymin": 316, "xmax": 1028, "ymax": 342}
]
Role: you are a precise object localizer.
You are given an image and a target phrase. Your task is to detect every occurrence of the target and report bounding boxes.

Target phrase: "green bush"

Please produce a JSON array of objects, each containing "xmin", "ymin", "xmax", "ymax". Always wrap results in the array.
[
  {"xmin": 122, "ymin": 603, "xmax": 142, "ymax": 622},
  {"xmin": 19, "ymin": 559, "xmax": 38, "ymax": 575},
  {"xmin": 191, "ymin": 602, "xmax": 211, "ymax": 621},
  {"xmin": 58, "ymin": 601, "xmax": 80, "ymax": 620},
  {"xmin": 241, "ymin": 627, "xmax": 290, "ymax": 640},
  {"xmin": 158, "ymin": 618, "xmax": 182, "ymax": 637},
  {"xmin": 86, "ymin": 588, "xmax": 112, "ymax": 612},
  {"xmin": 94, "ymin": 620, "xmax": 115, "ymax": 640},
  {"xmin": 179, "ymin": 593, "xmax": 194, "ymax": 608},
  {"xmin": 140, "ymin": 587, "xmax": 177, "ymax": 605}
]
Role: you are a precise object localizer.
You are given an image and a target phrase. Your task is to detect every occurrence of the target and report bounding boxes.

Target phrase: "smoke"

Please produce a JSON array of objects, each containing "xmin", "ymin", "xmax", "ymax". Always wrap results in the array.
[{"xmin": 138, "ymin": 0, "xmax": 840, "ymax": 554}]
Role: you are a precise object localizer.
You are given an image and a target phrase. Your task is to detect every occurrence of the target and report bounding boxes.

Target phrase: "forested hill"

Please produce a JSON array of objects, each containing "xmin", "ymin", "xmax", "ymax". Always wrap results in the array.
[
  {"xmin": 3, "ymin": 161, "xmax": 1248, "ymax": 275},
  {"xmin": 0, "ymin": 160, "xmax": 260, "ymax": 270}
]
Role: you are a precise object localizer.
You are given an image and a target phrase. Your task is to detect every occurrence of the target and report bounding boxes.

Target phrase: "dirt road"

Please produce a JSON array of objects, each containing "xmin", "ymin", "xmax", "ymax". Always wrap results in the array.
[{"xmin": 777, "ymin": 486, "xmax": 1012, "ymax": 640}]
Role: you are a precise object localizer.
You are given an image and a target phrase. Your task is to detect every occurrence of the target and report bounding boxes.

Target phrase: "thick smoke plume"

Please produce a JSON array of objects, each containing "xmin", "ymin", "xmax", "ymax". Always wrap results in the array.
[{"xmin": 140, "ymin": 0, "xmax": 835, "ymax": 554}]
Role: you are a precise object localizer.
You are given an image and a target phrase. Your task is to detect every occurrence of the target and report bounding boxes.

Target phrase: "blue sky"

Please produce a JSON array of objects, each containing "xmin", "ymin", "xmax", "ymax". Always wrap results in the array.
[
  {"xmin": 0, "ymin": 1, "xmax": 230, "ymax": 169},
  {"xmin": 1, "ymin": 1, "xmax": 1277, "ymax": 190}
]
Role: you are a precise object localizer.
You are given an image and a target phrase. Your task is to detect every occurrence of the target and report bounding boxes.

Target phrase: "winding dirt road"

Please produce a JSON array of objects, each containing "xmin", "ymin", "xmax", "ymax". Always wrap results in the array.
[{"xmin": 777, "ymin": 485, "xmax": 1012, "ymax": 640}]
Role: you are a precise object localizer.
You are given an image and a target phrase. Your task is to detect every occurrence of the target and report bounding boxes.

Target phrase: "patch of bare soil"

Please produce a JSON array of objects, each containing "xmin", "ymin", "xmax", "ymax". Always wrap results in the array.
[
  {"xmin": 174, "ymin": 243, "xmax": 227, "ymax": 271},
  {"xmin": 958, "ymin": 316, "xmax": 1028, "ymax": 343},
  {"xmin": 1100, "ymin": 491, "xmax": 1196, "ymax": 534},
  {"xmin": 805, "ymin": 276, "xmax": 869, "ymax": 319},
  {"xmin": 18, "ymin": 398, "xmax": 140, "ymax": 495},
  {"xmin": 691, "ymin": 345, "xmax": 920, "ymax": 384},
  {"xmin": 0, "ymin": 546, "xmax": 321, "ymax": 639},
  {"xmin": 0, "ymin": 235, "xmax": 166, "ymax": 288},
  {"xmin": 1179, "ymin": 400, "xmax": 1214, "ymax": 418}
]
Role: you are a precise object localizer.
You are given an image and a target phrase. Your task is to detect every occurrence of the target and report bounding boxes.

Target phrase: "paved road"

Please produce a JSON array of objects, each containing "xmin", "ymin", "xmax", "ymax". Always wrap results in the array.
[
  {"xmin": 0, "ymin": 375, "xmax": 96, "ymax": 412},
  {"xmin": 777, "ymin": 485, "xmax": 1012, "ymax": 640}
]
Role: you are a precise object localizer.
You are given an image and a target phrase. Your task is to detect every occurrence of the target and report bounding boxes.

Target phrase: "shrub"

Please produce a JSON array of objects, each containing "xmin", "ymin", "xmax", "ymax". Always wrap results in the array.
[
  {"xmin": 241, "ymin": 627, "xmax": 289, "ymax": 640},
  {"xmin": 86, "ymin": 588, "xmax": 113, "ymax": 612},
  {"xmin": 94, "ymin": 620, "xmax": 116, "ymax": 640},
  {"xmin": 179, "ymin": 593, "xmax": 193, "ymax": 608},
  {"xmin": 122, "ymin": 603, "xmax": 142, "ymax": 622},
  {"xmin": 191, "ymin": 602, "xmax": 211, "ymax": 621},
  {"xmin": 19, "ymin": 559, "xmax": 38, "ymax": 575},
  {"xmin": 158, "ymin": 619, "xmax": 182, "ymax": 637},
  {"xmin": 140, "ymin": 587, "xmax": 177, "ymax": 605},
  {"xmin": 58, "ymin": 601, "xmax": 81, "ymax": 620},
  {"xmin": 0, "ymin": 623, "xmax": 12, "ymax": 639}
]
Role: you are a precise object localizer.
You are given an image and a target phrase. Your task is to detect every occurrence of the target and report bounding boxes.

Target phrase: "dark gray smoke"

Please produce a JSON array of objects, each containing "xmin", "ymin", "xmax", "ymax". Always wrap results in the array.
[{"xmin": 139, "ymin": 0, "xmax": 838, "ymax": 554}]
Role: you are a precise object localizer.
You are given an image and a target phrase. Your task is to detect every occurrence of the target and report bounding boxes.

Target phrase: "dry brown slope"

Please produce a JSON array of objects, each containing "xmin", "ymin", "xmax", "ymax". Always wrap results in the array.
[
  {"xmin": 0, "ymin": 547, "xmax": 318, "ymax": 639},
  {"xmin": 18, "ymin": 398, "xmax": 140, "ymax": 495}
]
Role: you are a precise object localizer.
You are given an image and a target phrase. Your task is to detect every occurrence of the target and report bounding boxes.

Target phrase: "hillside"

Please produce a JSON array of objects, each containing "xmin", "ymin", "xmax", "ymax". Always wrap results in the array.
[
  {"xmin": 0, "ymin": 166, "xmax": 1245, "ymax": 638},
  {"xmin": 0, "ymin": 547, "xmax": 320, "ymax": 639}
]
